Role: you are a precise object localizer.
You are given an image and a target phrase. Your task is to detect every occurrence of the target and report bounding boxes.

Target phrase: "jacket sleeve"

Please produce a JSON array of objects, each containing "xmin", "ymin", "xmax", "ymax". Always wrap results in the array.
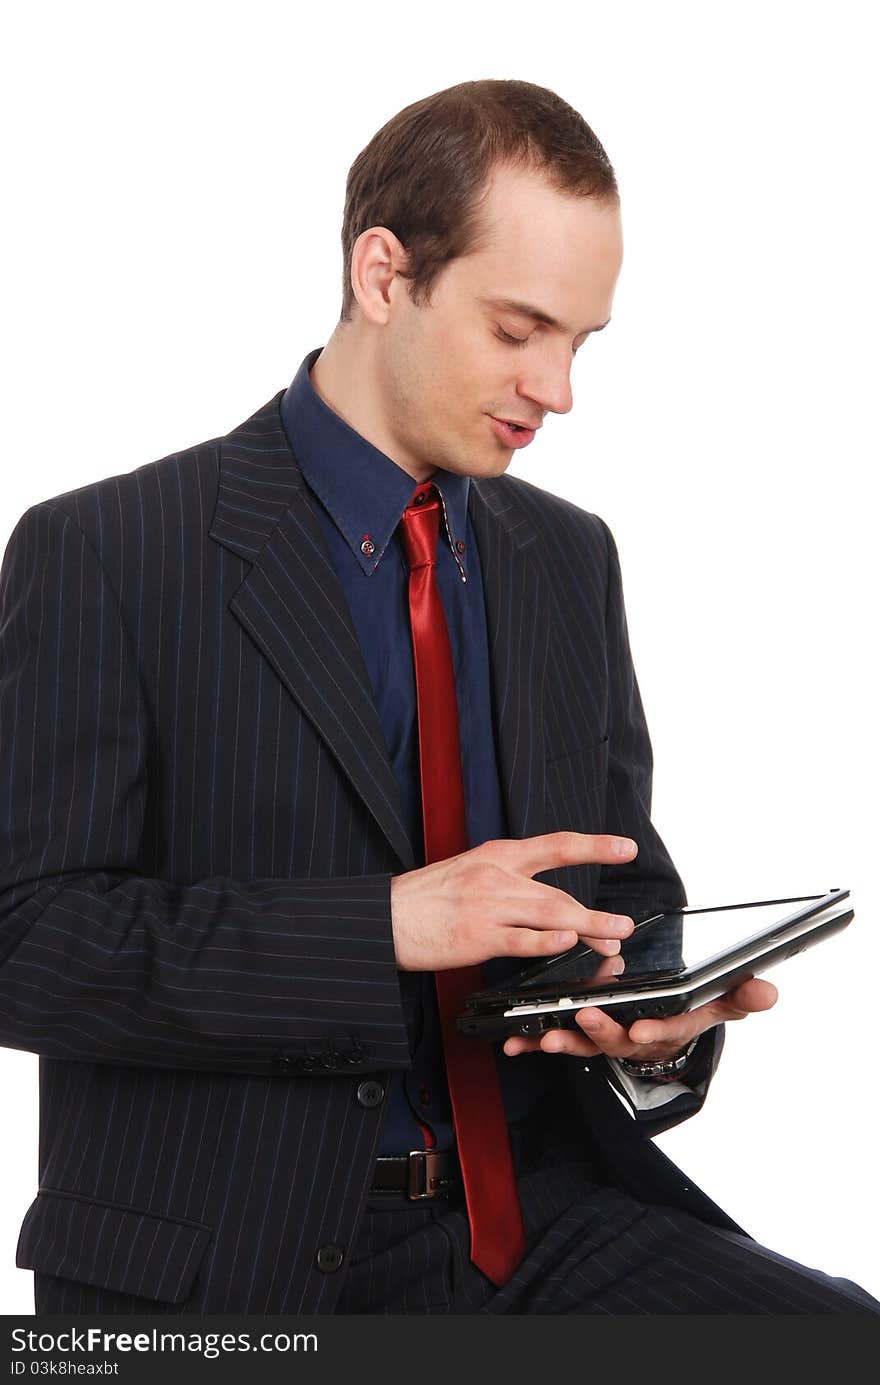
[
  {"xmin": 591, "ymin": 517, "xmax": 725, "ymax": 1135},
  {"xmin": 0, "ymin": 501, "xmax": 411, "ymax": 1077}
]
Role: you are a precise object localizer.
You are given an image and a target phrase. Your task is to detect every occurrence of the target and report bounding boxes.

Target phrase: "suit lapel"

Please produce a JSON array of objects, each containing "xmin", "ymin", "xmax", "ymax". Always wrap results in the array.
[
  {"xmin": 210, "ymin": 391, "xmax": 416, "ymax": 872},
  {"xmin": 468, "ymin": 478, "xmax": 550, "ymax": 841},
  {"xmin": 209, "ymin": 391, "xmax": 551, "ymax": 868}
]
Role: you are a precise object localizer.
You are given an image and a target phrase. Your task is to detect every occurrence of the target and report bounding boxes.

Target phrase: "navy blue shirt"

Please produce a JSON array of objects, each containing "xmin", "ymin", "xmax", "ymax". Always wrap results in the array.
[{"xmin": 281, "ymin": 348, "xmax": 549, "ymax": 1152}]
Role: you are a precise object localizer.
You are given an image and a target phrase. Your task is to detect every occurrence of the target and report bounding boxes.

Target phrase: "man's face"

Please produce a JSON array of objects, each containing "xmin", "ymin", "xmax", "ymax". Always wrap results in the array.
[{"xmin": 378, "ymin": 161, "xmax": 623, "ymax": 481}]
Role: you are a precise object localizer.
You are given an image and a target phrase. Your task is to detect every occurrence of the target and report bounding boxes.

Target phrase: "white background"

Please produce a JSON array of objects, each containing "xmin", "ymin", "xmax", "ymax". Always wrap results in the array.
[{"xmin": 1, "ymin": 0, "xmax": 877, "ymax": 1311}]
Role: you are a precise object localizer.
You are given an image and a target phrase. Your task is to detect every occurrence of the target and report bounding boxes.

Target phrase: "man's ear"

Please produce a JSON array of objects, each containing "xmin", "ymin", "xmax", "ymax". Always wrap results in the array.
[{"xmin": 350, "ymin": 226, "xmax": 410, "ymax": 325}]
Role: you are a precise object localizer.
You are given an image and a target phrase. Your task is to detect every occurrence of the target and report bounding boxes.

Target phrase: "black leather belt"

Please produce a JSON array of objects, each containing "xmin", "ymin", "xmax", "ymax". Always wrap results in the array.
[{"xmin": 370, "ymin": 1149, "xmax": 460, "ymax": 1200}]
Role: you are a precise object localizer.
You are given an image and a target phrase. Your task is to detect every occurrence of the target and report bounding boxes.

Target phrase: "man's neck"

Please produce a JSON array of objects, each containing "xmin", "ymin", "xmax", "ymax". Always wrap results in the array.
[{"xmin": 308, "ymin": 327, "xmax": 435, "ymax": 484}]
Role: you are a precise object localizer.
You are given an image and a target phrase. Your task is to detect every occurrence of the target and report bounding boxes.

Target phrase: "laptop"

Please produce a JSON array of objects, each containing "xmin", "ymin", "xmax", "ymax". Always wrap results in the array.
[{"xmin": 456, "ymin": 888, "xmax": 853, "ymax": 1040}]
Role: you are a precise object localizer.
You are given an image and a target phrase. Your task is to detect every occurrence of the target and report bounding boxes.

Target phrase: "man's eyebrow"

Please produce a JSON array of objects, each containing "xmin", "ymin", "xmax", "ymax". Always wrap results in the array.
[{"xmin": 478, "ymin": 296, "xmax": 611, "ymax": 335}]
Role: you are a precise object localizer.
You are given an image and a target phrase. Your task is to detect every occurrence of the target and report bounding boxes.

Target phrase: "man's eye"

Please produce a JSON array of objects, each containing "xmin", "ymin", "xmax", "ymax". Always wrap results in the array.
[{"xmin": 495, "ymin": 328, "xmax": 530, "ymax": 348}]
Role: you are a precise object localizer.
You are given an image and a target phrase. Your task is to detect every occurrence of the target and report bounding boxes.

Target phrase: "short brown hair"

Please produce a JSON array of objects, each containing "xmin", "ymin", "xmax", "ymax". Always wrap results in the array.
[{"xmin": 339, "ymin": 78, "xmax": 619, "ymax": 322}]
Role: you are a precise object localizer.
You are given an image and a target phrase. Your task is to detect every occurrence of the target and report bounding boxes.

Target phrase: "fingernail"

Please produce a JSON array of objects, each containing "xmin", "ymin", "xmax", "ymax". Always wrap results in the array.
[
  {"xmin": 614, "ymin": 838, "xmax": 636, "ymax": 855},
  {"xmin": 610, "ymin": 957, "xmax": 625, "ymax": 975}
]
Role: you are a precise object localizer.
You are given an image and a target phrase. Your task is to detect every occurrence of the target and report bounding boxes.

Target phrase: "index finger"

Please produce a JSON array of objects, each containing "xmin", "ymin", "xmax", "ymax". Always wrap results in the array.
[{"xmin": 501, "ymin": 831, "xmax": 638, "ymax": 877}]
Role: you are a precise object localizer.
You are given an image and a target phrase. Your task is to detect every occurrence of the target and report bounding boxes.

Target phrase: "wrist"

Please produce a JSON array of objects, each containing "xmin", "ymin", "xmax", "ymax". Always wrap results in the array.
[{"xmin": 618, "ymin": 1035, "xmax": 700, "ymax": 1082}]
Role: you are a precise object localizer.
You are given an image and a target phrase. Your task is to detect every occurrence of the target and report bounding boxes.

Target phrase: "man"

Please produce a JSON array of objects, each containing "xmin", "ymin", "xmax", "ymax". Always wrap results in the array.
[{"xmin": 0, "ymin": 79, "xmax": 875, "ymax": 1314}]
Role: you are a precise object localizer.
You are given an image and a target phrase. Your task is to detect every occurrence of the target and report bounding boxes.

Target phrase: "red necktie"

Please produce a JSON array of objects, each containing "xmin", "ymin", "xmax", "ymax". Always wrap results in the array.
[{"xmin": 398, "ymin": 479, "xmax": 526, "ymax": 1287}]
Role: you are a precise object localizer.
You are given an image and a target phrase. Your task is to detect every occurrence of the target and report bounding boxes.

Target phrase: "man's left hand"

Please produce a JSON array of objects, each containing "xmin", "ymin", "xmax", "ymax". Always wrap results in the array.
[{"xmin": 502, "ymin": 975, "xmax": 778, "ymax": 1064}]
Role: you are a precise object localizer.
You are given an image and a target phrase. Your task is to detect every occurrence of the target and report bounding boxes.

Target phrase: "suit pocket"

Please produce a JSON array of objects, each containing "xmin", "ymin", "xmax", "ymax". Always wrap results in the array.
[
  {"xmin": 546, "ymin": 736, "xmax": 609, "ymax": 805},
  {"xmin": 16, "ymin": 1189, "xmax": 212, "ymax": 1305}
]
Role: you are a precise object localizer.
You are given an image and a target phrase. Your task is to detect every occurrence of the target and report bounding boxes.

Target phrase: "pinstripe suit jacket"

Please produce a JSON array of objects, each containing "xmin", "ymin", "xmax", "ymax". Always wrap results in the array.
[{"xmin": 0, "ymin": 388, "xmax": 735, "ymax": 1314}]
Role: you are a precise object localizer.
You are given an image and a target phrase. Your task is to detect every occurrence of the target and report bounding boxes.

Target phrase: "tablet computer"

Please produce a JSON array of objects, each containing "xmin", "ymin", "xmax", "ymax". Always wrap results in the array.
[{"xmin": 456, "ymin": 887, "xmax": 853, "ymax": 1041}]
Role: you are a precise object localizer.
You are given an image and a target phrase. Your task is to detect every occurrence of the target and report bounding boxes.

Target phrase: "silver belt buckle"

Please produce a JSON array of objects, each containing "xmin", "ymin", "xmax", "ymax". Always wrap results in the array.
[{"xmin": 406, "ymin": 1149, "xmax": 452, "ymax": 1200}]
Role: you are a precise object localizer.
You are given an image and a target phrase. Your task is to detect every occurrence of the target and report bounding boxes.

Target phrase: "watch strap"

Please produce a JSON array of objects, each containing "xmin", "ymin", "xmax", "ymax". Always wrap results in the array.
[{"xmin": 618, "ymin": 1034, "xmax": 700, "ymax": 1082}]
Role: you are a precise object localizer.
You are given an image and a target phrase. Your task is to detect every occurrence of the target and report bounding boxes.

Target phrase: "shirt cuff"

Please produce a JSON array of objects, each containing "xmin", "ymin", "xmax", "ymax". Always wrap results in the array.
[{"xmin": 604, "ymin": 1037, "xmax": 712, "ymax": 1114}]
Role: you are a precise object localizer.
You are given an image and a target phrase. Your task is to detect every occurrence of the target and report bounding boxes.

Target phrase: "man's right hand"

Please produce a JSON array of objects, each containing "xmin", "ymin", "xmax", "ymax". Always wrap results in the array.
[{"xmin": 390, "ymin": 831, "xmax": 638, "ymax": 971}]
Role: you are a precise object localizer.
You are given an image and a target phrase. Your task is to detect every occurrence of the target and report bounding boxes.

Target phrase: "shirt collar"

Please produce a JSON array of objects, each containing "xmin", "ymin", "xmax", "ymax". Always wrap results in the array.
[{"xmin": 280, "ymin": 347, "xmax": 470, "ymax": 578}]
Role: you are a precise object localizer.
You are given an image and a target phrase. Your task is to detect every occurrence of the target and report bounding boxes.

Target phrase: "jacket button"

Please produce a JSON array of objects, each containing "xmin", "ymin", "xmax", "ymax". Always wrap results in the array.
[
  {"xmin": 316, "ymin": 1243, "xmax": 345, "ymax": 1273},
  {"xmin": 356, "ymin": 1079, "xmax": 385, "ymax": 1109}
]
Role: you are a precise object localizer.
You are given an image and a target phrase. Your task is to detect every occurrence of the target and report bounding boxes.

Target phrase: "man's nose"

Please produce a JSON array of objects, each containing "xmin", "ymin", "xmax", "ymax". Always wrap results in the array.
[{"xmin": 516, "ymin": 353, "xmax": 574, "ymax": 417}]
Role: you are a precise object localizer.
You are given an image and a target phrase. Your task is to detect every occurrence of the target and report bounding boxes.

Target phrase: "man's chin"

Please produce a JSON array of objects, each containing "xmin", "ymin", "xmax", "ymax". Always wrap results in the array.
[
  {"xmin": 418, "ymin": 429, "xmax": 515, "ymax": 479},
  {"xmin": 447, "ymin": 455, "xmax": 513, "ymax": 480}
]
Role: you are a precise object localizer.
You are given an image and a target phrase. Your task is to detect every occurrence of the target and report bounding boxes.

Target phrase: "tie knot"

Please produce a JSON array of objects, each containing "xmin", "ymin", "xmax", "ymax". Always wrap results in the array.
[{"xmin": 400, "ymin": 483, "xmax": 441, "ymax": 570}]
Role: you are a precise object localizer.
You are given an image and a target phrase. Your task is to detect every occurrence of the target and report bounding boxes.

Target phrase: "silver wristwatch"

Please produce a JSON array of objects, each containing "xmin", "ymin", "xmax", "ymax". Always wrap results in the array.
[{"xmin": 619, "ymin": 1035, "xmax": 699, "ymax": 1081}]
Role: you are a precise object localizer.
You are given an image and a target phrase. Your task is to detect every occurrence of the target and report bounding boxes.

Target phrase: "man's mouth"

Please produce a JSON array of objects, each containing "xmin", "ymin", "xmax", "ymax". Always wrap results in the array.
[{"xmin": 488, "ymin": 416, "xmax": 538, "ymax": 449}]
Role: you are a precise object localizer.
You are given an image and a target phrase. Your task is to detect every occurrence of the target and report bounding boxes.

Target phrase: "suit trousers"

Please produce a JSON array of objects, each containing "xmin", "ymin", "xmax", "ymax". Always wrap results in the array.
[{"xmin": 336, "ymin": 1119, "xmax": 880, "ymax": 1316}]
